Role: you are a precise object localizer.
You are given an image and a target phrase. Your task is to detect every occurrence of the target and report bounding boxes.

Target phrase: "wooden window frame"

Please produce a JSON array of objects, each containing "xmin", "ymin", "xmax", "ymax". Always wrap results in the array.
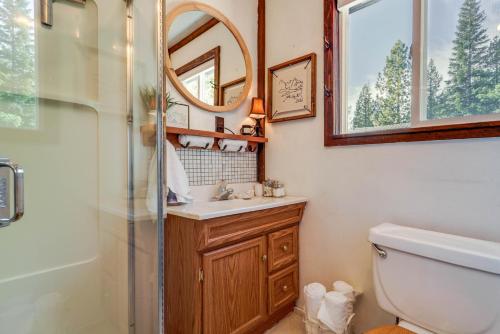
[
  {"xmin": 324, "ymin": 0, "xmax": 500, "ymax": 147},
  {"xmin": 175, "ymin": 46, "xmax": 220, "ymax": 106}
]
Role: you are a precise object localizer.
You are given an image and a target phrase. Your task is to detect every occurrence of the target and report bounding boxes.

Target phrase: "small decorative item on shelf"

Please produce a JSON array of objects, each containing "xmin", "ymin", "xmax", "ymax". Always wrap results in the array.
[
  {"xmin": 272, "ymin": 181, "xmax": 286, "ymax": 198},
  {"xmin": 248, "ymin": 97, "xmax": 266, "ymax": 137},
  {"xmin": 167, "ymin": 100, "xmax": 190, "ymax": 129},
  {"xmin": 263, "ymin": 179, "xmax": 274, "ymax": 197},
  {"xmin": 140, "ymin": 86, "xmax": 157, "ymax": 124},
  {"xmin": 240, "ymin": 124, "xmax": 254, "ymax": 136}
]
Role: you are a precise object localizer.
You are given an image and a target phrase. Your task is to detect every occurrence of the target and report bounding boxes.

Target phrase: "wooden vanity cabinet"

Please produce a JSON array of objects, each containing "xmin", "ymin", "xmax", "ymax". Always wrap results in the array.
[{"xmin": 165, "ymin": 202, "xmax": 306, "ymax": 334}]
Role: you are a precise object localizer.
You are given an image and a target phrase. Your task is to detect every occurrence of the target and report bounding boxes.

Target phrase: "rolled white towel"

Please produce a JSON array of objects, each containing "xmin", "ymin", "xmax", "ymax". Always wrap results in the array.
[
  {"xmin": 317, "ymin": 291, "xmax": 349, "ymax": 334},
  {"xmin": 333, "ymin": 281, "xmax": 355, "ymax": 302},
  {"xmin": 304, "ymin": 283, "xmax": 326, "ymax": 321},
  {"xmin": 178, "ymin": 135, "xmax": 214, "ymax": 149},
  {"xmin": 219, "ymin": 139, "xmax": 248, "ymax": 152}
]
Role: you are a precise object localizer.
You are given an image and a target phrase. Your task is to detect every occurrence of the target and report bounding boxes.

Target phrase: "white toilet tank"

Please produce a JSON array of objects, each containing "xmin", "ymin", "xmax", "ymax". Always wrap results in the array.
[{"xmin": 369, "ymin": 223, "xmax": 500, "ymax": 334}]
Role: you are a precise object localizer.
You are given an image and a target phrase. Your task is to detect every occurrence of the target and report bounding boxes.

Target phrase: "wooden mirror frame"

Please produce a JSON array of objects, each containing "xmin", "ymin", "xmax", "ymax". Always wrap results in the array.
[{"xmin": 165, "ymin": 2, "xmax": 253, "ymax": 113}]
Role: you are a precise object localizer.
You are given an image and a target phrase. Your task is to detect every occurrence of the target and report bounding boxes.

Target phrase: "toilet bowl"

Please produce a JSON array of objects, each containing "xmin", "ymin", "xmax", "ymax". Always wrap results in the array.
[{"xmin": 366, "ymin": 223, "xmax": 500, "ymax": 334}]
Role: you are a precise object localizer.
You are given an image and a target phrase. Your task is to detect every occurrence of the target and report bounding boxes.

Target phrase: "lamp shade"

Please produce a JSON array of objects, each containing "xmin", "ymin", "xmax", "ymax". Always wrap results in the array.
[{"xmin": 249, "ymin": 97, "xmax": 265, "ymax": 119}]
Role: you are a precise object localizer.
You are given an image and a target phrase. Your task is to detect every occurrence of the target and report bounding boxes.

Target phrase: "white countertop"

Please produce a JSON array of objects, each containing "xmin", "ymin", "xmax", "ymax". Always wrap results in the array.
[{"xmin": 166, "ymin": 196, "xmax": 308, "ymax": 220}]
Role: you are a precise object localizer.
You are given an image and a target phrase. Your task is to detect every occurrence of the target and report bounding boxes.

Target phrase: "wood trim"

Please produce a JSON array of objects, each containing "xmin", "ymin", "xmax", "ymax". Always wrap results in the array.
[
  {"xmin": 175, "ymin": 46, "xmax": 221, "ymax": 106},
  {"xmin": 324, "ymin": 0, "xmax": 341, "ymax": 143},
  {"xmin": 267, "ymin": 53, "xmax": 317, "ymax": 123},
  {"xmin": 219, "ymin": 76, "xmax": 246, "ymax": 106},
  {"xmin": 324, "ymin": 0, "xmax": 500, "ymax": 146},
  {"xmin": 165, "ymin": 2, "xmax": 253, "ymax": 113},
  {"xmin": 257, "ymin": 0, "xmax": 266, "ymax": 182},
  {"xmin": 325, "ymin": 120, "xmax": 500, "ymax": 146},
  {"xmin": 168, "ymin": 17, "xmax": 220, "ymax": 54}
]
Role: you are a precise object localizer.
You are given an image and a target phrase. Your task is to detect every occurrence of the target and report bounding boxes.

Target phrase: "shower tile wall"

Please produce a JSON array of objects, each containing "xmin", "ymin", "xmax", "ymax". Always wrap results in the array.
[{"xmin": 176, "ymin": 148, "xmax": 258, "ymax": 186}]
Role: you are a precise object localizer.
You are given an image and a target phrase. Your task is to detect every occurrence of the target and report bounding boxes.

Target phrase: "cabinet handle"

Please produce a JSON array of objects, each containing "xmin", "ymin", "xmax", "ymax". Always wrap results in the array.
[
  {"xmin": 281, "ymin": 244, "xmax": 289, "ymax": 252},
  {"xmin": 262, "ymin": 255, "xmax": 267, "ymax": 262},
  {"xmin": 282, "ymin": 285, "xmax": 288, "ymax": 292}
]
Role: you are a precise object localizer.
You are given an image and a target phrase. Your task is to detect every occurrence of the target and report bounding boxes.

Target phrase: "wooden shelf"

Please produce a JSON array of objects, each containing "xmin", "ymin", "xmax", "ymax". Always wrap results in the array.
[{"xmin": 140, "ymin": 124, "xmax": 268, "ymax": 149}]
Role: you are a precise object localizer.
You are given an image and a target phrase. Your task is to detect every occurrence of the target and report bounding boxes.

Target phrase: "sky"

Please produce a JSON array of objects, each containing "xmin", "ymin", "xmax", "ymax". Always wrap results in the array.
[{"xmin": 346, "ymin": 0, "xmax": 500, "ymax": 110}]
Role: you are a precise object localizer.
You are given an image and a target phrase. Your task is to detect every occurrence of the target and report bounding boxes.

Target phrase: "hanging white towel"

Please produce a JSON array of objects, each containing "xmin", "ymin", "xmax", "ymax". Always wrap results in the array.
[
  {"xmin": 147, "ymin": 140, "xmax": 192, "ymax": 213},
  {"xmin": 178, "ymin": 135, "xmax": 214, "ymax": 149},
  {"xmin": 304, "ymin": 283, "xmax": 326, "ymax": 322},
  {"xmin": 218, "ymin": 139, "xmax": 248, "ymax": 152},
  {"xmin": 317, "ymin": 291, "xmax": 350, "ymax": 334}
]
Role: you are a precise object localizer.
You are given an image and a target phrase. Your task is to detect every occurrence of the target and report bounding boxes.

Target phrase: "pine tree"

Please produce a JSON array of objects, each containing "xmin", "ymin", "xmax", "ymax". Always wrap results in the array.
[
  {"xmin": 0, "ymin": 0, "xmax": 36, "ymax": 128},
  {"xmin": 445, "ymin": 0, "xmax": 490, "ymax": 116},
  {"xmin": 353, "ymin": 84, "xmax": 375, "ymax": 129},
  {"xmin": 426, "ymin": 59, "xmax": 444, "ymax": 119},
  {"xmin": 373, "ymin": 40, "xmax": 412, "ymax": 126},
  {"xmin": 477, "ymin": 36, "xmax": 500, "ymax": 112},
  {"xmin": 486, "ymin": 36, "xmax": 499, "ymax": 87}
]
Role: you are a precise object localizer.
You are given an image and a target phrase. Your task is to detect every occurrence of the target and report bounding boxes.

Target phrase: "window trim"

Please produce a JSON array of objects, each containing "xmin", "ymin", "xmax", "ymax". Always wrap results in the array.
[{"xmin": 324, "ymin": 0, "xmax": 500, "ymax": 146}]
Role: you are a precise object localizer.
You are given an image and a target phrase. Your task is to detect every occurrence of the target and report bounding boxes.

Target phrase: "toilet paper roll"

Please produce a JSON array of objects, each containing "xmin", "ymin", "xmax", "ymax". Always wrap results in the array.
[{"xmin": 304, "ymin": 283, "xmax": 326, "ymax": 321}]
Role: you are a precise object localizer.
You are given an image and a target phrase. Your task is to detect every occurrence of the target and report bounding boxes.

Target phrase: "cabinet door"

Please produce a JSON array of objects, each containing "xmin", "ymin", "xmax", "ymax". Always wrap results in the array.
[{"xmin": 203, "ymin": 236, "xmax": 267, "ymax": 334}]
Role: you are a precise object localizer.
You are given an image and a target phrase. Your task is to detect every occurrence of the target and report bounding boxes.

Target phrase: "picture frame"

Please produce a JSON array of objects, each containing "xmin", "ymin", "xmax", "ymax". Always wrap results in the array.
[
  {"xmin": 166, "ymin": 102, "xmax": 190, "ymax": 129},
  {"xmin": 219, "ymin": 77, "xmax": 246, "ymax": 106},
  {"xmin": 267, "ymin": 53, "xmax": 316, "ymax": 123}
]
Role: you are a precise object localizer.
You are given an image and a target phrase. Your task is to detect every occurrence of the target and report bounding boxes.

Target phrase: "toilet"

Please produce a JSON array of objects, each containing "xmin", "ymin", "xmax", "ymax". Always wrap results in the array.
[{"xmin": 366, "ymin": 223, "xmax": 500, "ymax": 334}]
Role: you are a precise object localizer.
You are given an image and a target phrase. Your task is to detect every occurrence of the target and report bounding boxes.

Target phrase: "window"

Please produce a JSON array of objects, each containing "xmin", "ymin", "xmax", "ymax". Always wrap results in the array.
[
  {"xmin": 325, "ymin": 0, "xmax": 500, "ymax": 145},
  {"xmin": 0, "ymin": 0, "xmax": 37, "ymax": 129},
  {"xmin": 181, "ymin": 66, "xmax": 215, "ymax": 105}
]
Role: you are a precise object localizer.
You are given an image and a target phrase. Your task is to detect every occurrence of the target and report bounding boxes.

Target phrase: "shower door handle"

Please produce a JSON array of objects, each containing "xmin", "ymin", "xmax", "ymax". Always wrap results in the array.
[
  {"xmin": 41, "ymin": 0, "xmax": 86, "ymax": 27},
  {"xmin": 0, "ymin": 158, "xmax": 24, "ymax": 228}
]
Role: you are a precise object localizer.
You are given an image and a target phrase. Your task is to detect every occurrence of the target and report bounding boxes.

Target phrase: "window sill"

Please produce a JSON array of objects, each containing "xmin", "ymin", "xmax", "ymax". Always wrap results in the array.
[{"xmin": 324, "ymin": 120, "xmax": 500, "ymax": 146}]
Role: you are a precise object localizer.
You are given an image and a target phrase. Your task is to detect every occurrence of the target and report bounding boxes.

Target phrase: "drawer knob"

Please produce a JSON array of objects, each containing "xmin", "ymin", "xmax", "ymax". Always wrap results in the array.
[
  {"xmin": 262, "ymin": 255, "xmax": 267, "ymax": 262},
  {"xmin": 282, "ymin": 285, "xmax": 288, "ymax": 292},
  {"xmin": 281, "ymin": 244, "xmax": 289, "ymax": 252}
]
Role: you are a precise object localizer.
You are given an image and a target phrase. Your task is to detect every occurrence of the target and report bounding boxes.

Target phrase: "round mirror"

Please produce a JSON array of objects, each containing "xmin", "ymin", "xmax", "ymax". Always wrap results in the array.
[{"xmin": 165, "ymin": 3, "xmax": 252, "ymax": 113}]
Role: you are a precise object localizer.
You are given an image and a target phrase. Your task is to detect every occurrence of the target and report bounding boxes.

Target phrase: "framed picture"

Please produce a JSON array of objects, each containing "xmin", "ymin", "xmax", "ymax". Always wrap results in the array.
[
  {"xmin": 166, "ymin": 102, "xmax": 190, "ymax": 129},
  {"xmin": 267, "ymin": 53, "xmax": 316, "ymax": 122},
  {"xmin": 219, "ymin": 77, "xmax": 246, "ymax": 106}
]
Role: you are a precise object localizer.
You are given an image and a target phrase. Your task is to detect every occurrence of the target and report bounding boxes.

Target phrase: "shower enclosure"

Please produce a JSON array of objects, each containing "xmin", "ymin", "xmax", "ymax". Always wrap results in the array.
[{"xmin": 0, "ymin": 0, "xmax": 166, "ymax": 333}]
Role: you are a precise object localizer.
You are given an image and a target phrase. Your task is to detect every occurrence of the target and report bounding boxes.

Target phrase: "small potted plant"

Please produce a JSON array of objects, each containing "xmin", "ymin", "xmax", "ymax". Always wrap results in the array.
[{"xmin": 140, "ymin": 86, "xmax": 157, "ymax": 124}]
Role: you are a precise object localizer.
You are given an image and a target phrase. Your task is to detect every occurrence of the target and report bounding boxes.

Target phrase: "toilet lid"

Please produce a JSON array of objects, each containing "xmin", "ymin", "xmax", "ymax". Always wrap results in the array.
[{"xmin": 364, "ymin": 325, "xmax": 415, "ymax": 334}]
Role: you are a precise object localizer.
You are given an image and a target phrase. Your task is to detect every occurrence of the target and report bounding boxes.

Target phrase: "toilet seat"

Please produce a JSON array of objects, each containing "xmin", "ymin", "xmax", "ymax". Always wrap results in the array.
[{"xmin": 364, "ymin": 325, "xmax": 415, "ymax": 334}]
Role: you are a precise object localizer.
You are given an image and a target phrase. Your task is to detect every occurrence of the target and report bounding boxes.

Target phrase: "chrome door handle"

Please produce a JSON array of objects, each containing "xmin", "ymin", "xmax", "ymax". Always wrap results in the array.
[{"xmin": 0, "ymin": 158, "xmax": 24, "ymax": 228}]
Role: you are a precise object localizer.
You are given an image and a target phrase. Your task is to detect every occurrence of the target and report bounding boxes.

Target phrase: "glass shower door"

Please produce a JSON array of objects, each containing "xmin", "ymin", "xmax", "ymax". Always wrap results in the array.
[{"xmin": 0, "ymin": 0, "xmax": 162, "ymax": 333}]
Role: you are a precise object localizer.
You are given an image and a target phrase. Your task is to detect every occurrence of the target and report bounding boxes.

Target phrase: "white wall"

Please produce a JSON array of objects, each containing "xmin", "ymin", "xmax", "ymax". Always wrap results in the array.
[
  {"xmin": 166, "ymin": 0, "xmax": 258, "ymax": 133},
  {"xmin": 265, "ymin": 1, "xmax": 500, "ymax": 333}
]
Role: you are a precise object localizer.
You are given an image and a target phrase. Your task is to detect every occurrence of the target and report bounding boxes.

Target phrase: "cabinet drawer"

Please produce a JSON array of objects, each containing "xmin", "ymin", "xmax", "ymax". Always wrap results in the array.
[
  {"xmin": 199, "ymin": 204, "xmax": 305, "ymax": 250},
  {"xmin": 268, "ymin": 264, "xmax": 298, "ymax": 315},
  {"xmin": 268, "ymin": 225, "xmax": 298, "ymax": 272}
]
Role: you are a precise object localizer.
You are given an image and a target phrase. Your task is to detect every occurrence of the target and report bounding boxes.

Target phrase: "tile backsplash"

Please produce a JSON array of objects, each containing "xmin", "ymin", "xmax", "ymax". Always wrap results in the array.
[{"xmin": 176, "ymin": 148, "xmax": 257, "ymax": 186}]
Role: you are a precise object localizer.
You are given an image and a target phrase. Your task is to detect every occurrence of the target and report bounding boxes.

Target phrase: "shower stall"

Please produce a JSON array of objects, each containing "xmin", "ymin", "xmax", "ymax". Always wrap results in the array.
[{"xmin": 0, "ymin": 0, "xmax": 166, "ymax": 333}]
